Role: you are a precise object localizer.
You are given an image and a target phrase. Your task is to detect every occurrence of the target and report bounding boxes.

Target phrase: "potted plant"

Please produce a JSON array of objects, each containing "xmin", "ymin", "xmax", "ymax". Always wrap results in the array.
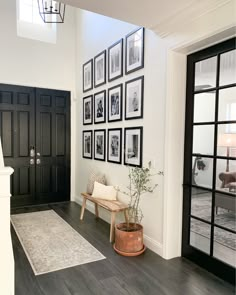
[{"xmin": 113, "ymin": 165, "xmax": 162, "ymax": 256}]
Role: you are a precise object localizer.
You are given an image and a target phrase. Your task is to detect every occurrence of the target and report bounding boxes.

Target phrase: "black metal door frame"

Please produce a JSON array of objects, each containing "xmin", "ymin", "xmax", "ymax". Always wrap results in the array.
[{"xmin": 182, "ymin": 38, "xmax": 236, "ymax": 285}]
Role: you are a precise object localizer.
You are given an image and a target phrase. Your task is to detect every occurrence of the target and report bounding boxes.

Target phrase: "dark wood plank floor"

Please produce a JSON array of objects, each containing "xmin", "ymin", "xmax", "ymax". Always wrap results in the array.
[{"xmin": 11, "ymin": 202, "xmax": 235, "ymax": 295}]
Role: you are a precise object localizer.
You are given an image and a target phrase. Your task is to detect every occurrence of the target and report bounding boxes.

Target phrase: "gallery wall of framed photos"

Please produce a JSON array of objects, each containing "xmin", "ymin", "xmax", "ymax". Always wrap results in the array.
[{"xmin": 82, "ymin": 27, "xmax": 145, "ymax": 168}]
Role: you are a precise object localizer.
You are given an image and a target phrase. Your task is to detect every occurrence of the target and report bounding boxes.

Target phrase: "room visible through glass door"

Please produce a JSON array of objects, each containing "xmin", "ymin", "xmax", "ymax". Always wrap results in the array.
[{"xmin": 182, "ymin": 38, "xmax": 236, "ymax": 284}]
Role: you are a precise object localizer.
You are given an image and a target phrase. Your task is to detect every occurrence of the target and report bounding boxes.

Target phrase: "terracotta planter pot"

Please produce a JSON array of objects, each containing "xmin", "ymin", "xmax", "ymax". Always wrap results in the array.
[{"xmin": 114, "ymin": 223, "xmax": 145, "ymax": 256}]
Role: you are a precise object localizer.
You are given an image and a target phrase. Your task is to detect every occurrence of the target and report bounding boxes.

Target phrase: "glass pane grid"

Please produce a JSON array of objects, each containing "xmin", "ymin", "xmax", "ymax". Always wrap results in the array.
[{"xmin": 186, "ymin": 41, "xmax": 236, "ymax": 277}]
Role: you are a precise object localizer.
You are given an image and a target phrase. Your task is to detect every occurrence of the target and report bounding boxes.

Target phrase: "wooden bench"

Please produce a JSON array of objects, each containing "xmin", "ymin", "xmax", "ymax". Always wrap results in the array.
[{"xmin": 80, "ymin": 192, "xmax": 129, "ymax": 242}]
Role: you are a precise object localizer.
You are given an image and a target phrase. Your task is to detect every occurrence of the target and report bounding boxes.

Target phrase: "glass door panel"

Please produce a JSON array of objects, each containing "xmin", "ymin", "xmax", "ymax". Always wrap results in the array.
[
  {"xmin": 218, "ymin": 87, "xmax": 236, "ymax": 121},
  {"xmin": 194, "ymin": 56, "xmax": 217, "ymax": 91},
  {"xmin": 215, "ymin": 192, "xmax": 236, "ymax": 230},
  {"xmin": 216, "ymin": 159, "xmax": 236, "ymax": 191},
  {"xmin": 213, "ymin": 227, "xmax": 236, "ymax": 267},
  {"xmin": 217, "ymin": 123, "xmax": 236, "ymax": 157},
  {"xmin": 192, "ymin": 156, "xmax": 213, "ymax": 188},
  {"xmin": 190, "ymin": 218, "xmax": 211, "ymax": 254},
  {"xmin": 219, "ymin": 49, "xmax": 236, "ymax": 86},
  {"xmin": 191, "ymin": 187, "xmax": 212, "ymax": 222},
  {"xmin": 193, "ymin": 125, "xmax": 214, "ymax": 155},
  {"xmin": 193, "ymin": 92, "xmax": 216, "ymax": 123}
]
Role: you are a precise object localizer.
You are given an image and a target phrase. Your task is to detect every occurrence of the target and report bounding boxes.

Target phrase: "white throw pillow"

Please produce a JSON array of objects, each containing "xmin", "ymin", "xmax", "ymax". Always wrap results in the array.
[
  {"xmin": 87, "ymin": 171, "xmax": 106, "ymax": 194},
  {"xmin": 92, "ymin": 181, "xmax": 117, "ymax": 201}
]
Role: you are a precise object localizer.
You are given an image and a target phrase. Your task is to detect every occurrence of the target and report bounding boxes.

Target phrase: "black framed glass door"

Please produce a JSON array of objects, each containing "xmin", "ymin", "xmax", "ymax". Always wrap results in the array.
[{"xmin": 182, "ymin": 38, "xmax": 236, "ymax": 284}]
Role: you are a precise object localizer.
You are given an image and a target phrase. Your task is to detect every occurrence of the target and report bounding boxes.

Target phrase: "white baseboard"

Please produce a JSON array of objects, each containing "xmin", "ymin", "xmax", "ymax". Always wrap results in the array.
[
  {"xmin": 143, "ymin": 234, "xmax": 163, "ymax": 257},
  {"xmin": 74, "ymin": 195, "xmax": 163, "ymax": 257}
]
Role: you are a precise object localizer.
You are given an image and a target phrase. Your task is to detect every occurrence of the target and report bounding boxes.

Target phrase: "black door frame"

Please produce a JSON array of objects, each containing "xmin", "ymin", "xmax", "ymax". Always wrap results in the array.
[{"xmin": 182, "ymin": 38, "xmax": 236, "ymax": 285}]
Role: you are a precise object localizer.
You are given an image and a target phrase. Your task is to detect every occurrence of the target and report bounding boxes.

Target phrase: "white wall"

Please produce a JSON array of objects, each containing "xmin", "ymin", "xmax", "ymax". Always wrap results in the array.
[
  {"xmin": 74, "ymin": 10, "xmax": 167, "ymax": 254},
  {"xmin": 74, "ymin": 5, "xmax": 236, "ymax": 258},
  {"xmin": 0, "ymin": 0, "xmax": 76, "ymax": 91}
]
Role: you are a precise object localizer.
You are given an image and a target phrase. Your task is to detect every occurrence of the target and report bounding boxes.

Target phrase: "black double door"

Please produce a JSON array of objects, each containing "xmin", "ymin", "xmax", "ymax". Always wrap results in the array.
[{"xmin": 0, "ymin": 84, "xmax": 70, "ymax": 208}]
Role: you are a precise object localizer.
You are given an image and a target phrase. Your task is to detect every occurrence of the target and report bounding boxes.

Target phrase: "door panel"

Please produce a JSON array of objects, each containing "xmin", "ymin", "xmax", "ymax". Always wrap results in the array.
[
  {"xmin": 19, "ymin": 111, "xmax": 30, "ymax": 157},
  {"xmin": 35, "ymin": 88, "xmax": 70, "ymax": 203},
  {"xmin": 0, "ymin": 84, "xmax": 35, "ymax": 207},
  {"xmin": 0, "ymin": 84, "xmax": 70, "ymax": 207},
  {"xmin": 1, "ymin": 111, "xmax": 13, "ymax": 157}
]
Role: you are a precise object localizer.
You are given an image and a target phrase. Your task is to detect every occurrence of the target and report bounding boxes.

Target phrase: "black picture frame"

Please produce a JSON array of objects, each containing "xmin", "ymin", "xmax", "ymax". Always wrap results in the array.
[
  {"xmin": 125, "ymin": 27, "xmax": 144, "ymax": 75},
  {"xmin": 94, "ymin": 129, "xmax": 106, "ymax": 161},
  {"xmin": 94, "ymin": 90, "xmax": 106, "ymax": 124},
  {"xmin": 83, "ymin": 59, "xmax": 93, "ymax": 92},
  {"xmin": 107, "ymin": 128, "xmax": 122, "ymax": 164},
  {"xmin": 83, "ymin": 95, "xmax": 93, "ymax": 125},
  {"xmin": 125, "ymin": 76, "xmax": 144, "ymax": 120},
  {"xmin": 94, "ymin": 50, "xmax": 106, "ymax": 88},
  {"xmin": 124, "ymin": 127, "xmax": 143, "ymax": 167},
  {"xmin": 82, "ymin": 130, "xmax": 93, "ymax": 159},
  {"xmin": 108, "ymin": 39, "xmax": 123, "ymax": 82},
  {"xmin": 108, "ymin": 84, "xmax": 123, "ymax": 122}
]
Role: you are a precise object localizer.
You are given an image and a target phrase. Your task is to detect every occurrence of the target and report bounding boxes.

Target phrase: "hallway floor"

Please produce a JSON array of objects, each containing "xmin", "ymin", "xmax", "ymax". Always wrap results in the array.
[{"xmin": 11, "ymin": 202, "xmax": 235, "ymax": 295}]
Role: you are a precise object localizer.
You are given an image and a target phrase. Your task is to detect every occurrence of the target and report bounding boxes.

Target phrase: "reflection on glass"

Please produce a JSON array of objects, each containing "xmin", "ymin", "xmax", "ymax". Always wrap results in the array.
[
  {"xmin": 191, "ymin": 187, "xmax": 212, "ymax": 222},
  {"xmin": 190, "ymin": 218, "xmax": 210, "ymax": 254},
  {"xmin": 215, "ymin": 193, "xmax": 236, "ymax": 231},
  {"xmin": 193, "ymin": 125, "xmax": 214, "ymax": 155},
  {"xmin": 192, "ymin": 156, "xmax": 213, "ymax": 188},
  {"xmin": 213, "ymin": 227, "xmax": 236, "ymax": 267},
  {"xmin": 219, "ymin": 49, "xmax": 236, "ymax": 86},
  {"xmin": 194, "ymin": 92, "xmax": 215, "ymax": 123},
  {"xmin": 194, "ymin": 56, "xmax": 217, "ymax": 92},
  {"xmin": 218, "ymin": 87, "xmax": 236, "ymax": 122},
  {"xmin": 216, "ymin": 159, "xmax": 236, "ymax": 192},
  {"xmin": 217, "ymin": 124, "xmax": 236, "ymax": 157}
]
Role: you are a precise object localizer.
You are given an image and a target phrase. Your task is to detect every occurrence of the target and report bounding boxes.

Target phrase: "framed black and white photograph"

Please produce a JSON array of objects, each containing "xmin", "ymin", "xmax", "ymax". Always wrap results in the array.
[
  {"xmin": 83, "ymin": 59, "xmax": 93, "ymax": 92},
  {"xmin": 125, "ymin": 76, "xmax": 144, "ymax": 120},
  {"xmin": 108, "ymin": 84, "xmax": 123, "ymax": 122},
  {"xmin": 124, "ymin": 127, "xmax": 143, "ymax": 167},
  {"xmin": 83, "ymin": 95, "xmax": 93, "ymax": 125},
  {"xmin": 82, "ymin": 130, "xmax": 92, "ymax": 159},
  {"xmin": 94, "ymin": 90, "xmax": 106, "ymax": 124},
  {"xmin": 94, "ymin": 129, "xmax": 106, "ymax": 161},
  {"xmin": 107, "ymin": 128, "xmax": 122, "ymax": 164},
  {"xmin": 125, "ymin": 27, "xmax": 144, "ymax": 74},
  {"xmin": 94, "ymin": 50, "xmax": 106, "ymax": 88},
  {"xmin": 108, "ymin": 39, "xmax": 123, "ymax": 82}
]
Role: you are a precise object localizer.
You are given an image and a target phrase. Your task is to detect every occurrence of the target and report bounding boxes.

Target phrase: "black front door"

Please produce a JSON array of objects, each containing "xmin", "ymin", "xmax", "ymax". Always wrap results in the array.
[
  {"xmin": 182, "ymin": 38, "xmax": 236, "ymax": 284},
  {"xmin": 0, "ymin": 84, "xmax": 70, "ymax": 207}
]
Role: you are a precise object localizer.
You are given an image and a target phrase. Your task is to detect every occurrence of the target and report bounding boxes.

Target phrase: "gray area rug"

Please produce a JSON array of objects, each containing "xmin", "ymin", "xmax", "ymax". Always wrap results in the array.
[
  {"xmin": 11, "ymin": 210, "xmax": 105, "ymax": 275},
  {"xmin": 191, "ymin": 193, "xmax": 236, "ymax": 250}
]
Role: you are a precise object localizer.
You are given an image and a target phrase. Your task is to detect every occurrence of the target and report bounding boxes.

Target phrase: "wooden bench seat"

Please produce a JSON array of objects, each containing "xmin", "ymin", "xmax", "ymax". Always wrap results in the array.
[{"xmin": 80, "ymin": 192, "xmax": 129, "ymax": 242}]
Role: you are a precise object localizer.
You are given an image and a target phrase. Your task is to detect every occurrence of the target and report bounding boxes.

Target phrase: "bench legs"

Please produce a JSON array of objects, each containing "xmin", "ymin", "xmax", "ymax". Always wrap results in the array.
[
  {"xmin": 80, "ymin": 197, "xmax": 87, "ymax": 220},
  {"xmin": 110, "ymin": 212, "xmax": 116, "ymax": 243}
]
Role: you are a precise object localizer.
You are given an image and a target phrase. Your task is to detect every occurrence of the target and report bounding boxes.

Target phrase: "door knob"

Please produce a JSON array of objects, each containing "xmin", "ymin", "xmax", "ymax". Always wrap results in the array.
[
  {"xmin": 30, "ymin": 159, "xmax": 34, "ymax": 165},
  {"xmin": 36, "ymin": 159, "xmax": 41, "ymax": 165},
  {"xmin": 37, "ymin": 152, "xmax": 41, "ymax": 156}
]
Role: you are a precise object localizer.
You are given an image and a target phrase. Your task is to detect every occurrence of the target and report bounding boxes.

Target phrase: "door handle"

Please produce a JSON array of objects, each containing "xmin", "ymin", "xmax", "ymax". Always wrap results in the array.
[
  {"xmin": 30, "ymin": 146, "xmax": 35, "ymax": 157},
  {"xmin": 36, "ymin": 159, "xmax": 41, "ymax": 165},
  {"xmin": 37, "ymin": 152, "xmax": 40, "ymax": 156},
  {"xmin": 30, "ymin": 159, "xmax": 34, "ymax": 165}
]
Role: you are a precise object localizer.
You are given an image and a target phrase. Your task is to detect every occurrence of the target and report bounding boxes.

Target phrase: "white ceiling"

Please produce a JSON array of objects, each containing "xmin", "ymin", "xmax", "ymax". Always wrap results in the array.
[{"xmin": 59, "ymin": 0, "xmax": 233, "ymax": 36}]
